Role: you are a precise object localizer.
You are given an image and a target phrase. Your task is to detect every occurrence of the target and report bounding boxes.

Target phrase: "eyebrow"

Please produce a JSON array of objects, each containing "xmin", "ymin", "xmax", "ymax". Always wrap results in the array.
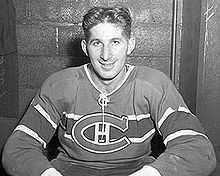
[
  {"xmin": 111, "ymin": 37, "xmax": 122, "ymax": 41},
  {"xmin": 88, "ymin": 39, "xmax": 101, "ymax": 44},
  {"xmin": 89, "ymin": 37, "xmax": 123, "ymax": 43}
]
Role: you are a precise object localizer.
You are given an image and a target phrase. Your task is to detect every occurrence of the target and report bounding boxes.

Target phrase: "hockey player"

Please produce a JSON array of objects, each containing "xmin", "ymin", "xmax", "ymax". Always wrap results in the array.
[{"xmin": 2, "ymin": 6, "xmax": 216, "ymax": 176}]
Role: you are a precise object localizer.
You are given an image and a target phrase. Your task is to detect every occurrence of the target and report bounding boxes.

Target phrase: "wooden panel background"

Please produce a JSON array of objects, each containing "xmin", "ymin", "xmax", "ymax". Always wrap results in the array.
[{"xmin": 197, "ymin": 1, "xmax": 220, "ymax": 175}]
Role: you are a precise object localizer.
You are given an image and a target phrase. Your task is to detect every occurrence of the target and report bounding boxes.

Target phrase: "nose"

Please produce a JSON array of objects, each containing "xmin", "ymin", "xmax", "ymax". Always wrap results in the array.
[{"xmin": 100, "ymin": 45, "xmax": 111, "ymax": 61}]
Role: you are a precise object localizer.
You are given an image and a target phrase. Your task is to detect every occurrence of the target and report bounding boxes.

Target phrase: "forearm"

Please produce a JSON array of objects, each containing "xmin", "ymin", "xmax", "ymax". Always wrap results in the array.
[
  {"xmin": 2, "ymin": 131, "xmax": 57, "ymax": 176},
  {"xmin": 150, "ymin": 136, "xmax": 216, "ymax": 176},
  {"xmin": 130, "ymin": 136, "xmax": 216, "ymax": 176}
]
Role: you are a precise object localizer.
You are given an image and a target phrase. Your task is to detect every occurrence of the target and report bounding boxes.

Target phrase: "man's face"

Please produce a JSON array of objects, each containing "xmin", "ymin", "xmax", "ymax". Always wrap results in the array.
[{"xmin": 81, "ymin": 22, "xmax": 135, "ymax": 81}]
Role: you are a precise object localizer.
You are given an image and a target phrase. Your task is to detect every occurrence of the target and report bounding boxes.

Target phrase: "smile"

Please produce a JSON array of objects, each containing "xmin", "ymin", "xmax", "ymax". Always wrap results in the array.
[{"xmin": 99, "ymin": 61, "xmax": 116, "ymax": 69}]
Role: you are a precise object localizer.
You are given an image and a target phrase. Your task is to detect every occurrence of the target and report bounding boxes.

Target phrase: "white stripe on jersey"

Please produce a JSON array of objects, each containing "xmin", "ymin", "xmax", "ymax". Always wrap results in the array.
[
  {"xmin": 129, "ymin": 128, "xmax": 155, "ymax": 143},
  {"xmin": 64, "ymin": 133, "xmax": 72, "ymax": 140},
  {"xmin": 65, "ymin": 113, "xmax": 82, "ymax": 120},
  {"xmin": 65, "ymin": 113, "xmax": 150, "ymax": 121},
  {"xmin": 178, "ymin": 106, "xmax": 191, "ymax": 113},
  {"xmin": 158, "ymin": 107, "xmax": 175, "ymax": 128},
  {"xmin": 163, "ymin": 129, "xmax": 208, "ymax": 146},
  {"xmin": 64, "ymin": 128, "xmax": 156, "ymax": 144},
  {"xmin": 14, "ymin": 125, "xmax": 47, "ymax": 148},
  {"xmin": 34, "ymin": 104, "xmax": 57, "ymax": 129},
  {"xmin": 158, "ymin": 106, "xmax": 191, "ymax": 128},
  {"xmin": 127, "ymin": 114, "xmax": 151, "ymax": 121}
]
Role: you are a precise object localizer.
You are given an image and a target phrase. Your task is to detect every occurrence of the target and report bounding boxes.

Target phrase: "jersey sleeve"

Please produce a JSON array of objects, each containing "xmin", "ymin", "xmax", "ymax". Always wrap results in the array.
[
  {"xmin": 148, "ymin": 74, "xmax": 216, "ymax": 176},
  {"xmin": 16, "ymin": 76, "xmax": 64, "ymax": 147},
  {"xmin": 2, "ymin": 75, "xmax": 65, "ymax": 176},
  {"xmin": 2, "ymin": 130, "xmax": 55, "ymax": 176}
]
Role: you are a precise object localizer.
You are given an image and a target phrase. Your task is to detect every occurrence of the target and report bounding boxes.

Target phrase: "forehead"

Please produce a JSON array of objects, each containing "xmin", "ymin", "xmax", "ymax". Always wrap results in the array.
[{"xmin": 88, "ymin": 22, "xmax": 127, "ymax": 40}]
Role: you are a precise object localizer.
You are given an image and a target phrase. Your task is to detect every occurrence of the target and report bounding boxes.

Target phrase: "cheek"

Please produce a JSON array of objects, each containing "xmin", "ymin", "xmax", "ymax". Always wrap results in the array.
[
  {"xmin": 88, "ymin": 48, "xmax": 100, "ymax": 59},
  {"xmin": 114, "ymin": 49, "xmax": 128, "ymax": 59},
  {"xmin": 114, "ymin": 45, "xmax": 128, "ymax": 54}
]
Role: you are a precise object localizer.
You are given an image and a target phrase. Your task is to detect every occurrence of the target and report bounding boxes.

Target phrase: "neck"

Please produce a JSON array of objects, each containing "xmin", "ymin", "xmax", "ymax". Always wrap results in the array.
[{"xmin": 88, "ymin": 65, "xmax": 127, "ymax": 95}]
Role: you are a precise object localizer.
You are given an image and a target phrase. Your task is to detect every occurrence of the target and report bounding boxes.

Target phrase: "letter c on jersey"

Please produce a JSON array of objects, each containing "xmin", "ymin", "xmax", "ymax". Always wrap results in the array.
[{"xmin": 72, "ymin": 113, "xmax": 130, "ymax": 153}]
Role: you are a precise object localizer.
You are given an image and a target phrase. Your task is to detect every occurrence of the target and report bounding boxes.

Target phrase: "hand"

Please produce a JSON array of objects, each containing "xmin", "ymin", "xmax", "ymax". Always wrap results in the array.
[
  {"xmin": 129, "ymin": 166, "xmax": 161, "ymax": 176},
  {"xmin": 41, "ymin": 168, "xmax": 63, "ymax": 176}
]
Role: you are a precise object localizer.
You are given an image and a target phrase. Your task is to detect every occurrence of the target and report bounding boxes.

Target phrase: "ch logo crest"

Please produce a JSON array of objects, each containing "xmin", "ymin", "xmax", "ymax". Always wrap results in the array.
[{"xmin": 72, "ymin": 113, "xmax": 130, "ymax": 153}]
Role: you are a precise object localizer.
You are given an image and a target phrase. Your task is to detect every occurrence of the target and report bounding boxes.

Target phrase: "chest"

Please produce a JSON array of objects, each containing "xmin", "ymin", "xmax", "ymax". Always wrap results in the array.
[{"xmin": 60, "ymin": 84, "xmax": 154, "ymax": 154}]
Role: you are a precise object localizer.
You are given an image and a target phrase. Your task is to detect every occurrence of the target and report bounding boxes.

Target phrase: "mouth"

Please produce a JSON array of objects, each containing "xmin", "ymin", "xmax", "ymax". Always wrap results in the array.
[{"xmin": 99, "ymin": 61, "xmax": 116, "ymax": 70}]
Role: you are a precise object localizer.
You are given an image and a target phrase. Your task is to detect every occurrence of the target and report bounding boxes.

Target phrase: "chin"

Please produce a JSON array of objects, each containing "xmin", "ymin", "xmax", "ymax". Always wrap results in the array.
[
  {"xmin": 100, "ymin": 75, "xmax": 115, "ymax": 81},
  {"xmin": 99, "ymin": 72, "xmax": 117, "ymax": 81}
]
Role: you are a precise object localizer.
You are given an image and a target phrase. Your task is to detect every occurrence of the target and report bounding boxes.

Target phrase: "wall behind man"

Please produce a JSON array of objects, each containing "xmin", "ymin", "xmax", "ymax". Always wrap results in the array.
[
  {"xmin": 0, "ymin": 0, "xmax": 183, "ymax": 170},
  {"xmin": 14, "ymin": 0, "xmax": 181, "ymax": 117},
  {"xmin": 196, "ymin": 0, "xmax": 220, "ymax": 175},
  {"xmin": 0, "ymin": 0, "xmax": 18, "ymax": 155},
  {"xmin": 0, "ymin": 0, "xmax": 182, "ymax": 174},
  {"xmin": 1, "ymin": 0, "xmax": 183, "ymax": 153}
]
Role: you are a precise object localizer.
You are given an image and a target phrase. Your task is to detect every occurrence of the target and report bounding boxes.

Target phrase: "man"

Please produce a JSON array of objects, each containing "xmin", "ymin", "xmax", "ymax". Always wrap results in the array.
[{"xmin": 2, "ymin": 6, "xmax": 216, "ymax": 176}]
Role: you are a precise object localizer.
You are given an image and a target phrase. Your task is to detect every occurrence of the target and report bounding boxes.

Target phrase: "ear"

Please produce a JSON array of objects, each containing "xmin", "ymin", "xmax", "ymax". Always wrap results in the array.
[
  {"xmin": 127, "ymin": 34, "xmax": 136, "ymax": 55},
  {"xmin": 81, "ymin": 39, "xmax": 88, "ymax": 56}
]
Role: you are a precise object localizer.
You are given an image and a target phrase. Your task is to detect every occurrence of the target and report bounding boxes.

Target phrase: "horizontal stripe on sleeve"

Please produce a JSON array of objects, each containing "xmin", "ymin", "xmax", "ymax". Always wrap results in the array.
[
  {"xmin": 19, "ymin": 106, "xmax": 57, "ymax": 143},
  {"xmin": 14, "ymin": 125, "xmax": 47, "ymax": 148},
  {"xmin": 158, "ymin": 106, "xmax": 191, "ymax": 128},
  {"xmin": 159, "ymin": 110, "xmax": 205, "ymax": 141},
  {"xmin": 163, "ymin": 129, "xmax": 208, "ymax": 146}
]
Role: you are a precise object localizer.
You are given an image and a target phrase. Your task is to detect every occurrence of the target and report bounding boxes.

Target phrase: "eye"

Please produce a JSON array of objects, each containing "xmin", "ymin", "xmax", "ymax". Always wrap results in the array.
[
  {"xmin": 92, "ymin": 41, "xmax": 102, "ymax": 47},
  {"xmin": 112, "ymin": 40, "xmax": 120, "ymax": 45}
]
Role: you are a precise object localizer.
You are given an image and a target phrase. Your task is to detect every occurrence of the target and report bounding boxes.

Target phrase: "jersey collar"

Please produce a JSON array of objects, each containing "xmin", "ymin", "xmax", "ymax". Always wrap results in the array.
[{"xmin": 84, "ymin": 63, "xmax": 135, "ymax": 96}]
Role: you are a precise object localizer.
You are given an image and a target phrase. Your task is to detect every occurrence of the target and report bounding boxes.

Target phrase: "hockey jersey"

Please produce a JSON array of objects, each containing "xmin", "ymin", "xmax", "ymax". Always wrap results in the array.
[{"xmin": 2, "ymin": 64, "xmax": 216, "ymax": 176}]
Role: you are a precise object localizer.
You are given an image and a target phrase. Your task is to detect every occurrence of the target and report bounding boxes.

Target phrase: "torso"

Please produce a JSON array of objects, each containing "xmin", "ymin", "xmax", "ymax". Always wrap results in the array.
[{"xmin": 55, "ymin": 64, "xmax": 164, "ymax": 168}]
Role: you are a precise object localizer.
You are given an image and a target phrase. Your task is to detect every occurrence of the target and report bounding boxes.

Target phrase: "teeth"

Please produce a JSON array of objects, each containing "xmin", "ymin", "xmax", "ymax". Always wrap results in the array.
[
  {"xmin": 103, "ymin": 64, "xmax": 113, "ymax": 68},
  {"xmin": 100, "ymin": 62, "xmax": 114, "ymax": 67},
  {"xmin": 104, "ymin": 63, "xmax": 113, "ymax": 66}
]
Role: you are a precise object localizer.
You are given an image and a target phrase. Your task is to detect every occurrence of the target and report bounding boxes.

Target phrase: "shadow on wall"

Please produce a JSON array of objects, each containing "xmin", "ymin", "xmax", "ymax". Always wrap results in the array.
[
  {"xmin": 66, "ymin": 37, "xmax": 90, "ymax": 67},
  {"xmin": 0, "ymin": 151, "xmax": 8, "ymax": 176},
  {"xmin": 18, "ymin": 37, "xmax": 90, "ymax": 118}
]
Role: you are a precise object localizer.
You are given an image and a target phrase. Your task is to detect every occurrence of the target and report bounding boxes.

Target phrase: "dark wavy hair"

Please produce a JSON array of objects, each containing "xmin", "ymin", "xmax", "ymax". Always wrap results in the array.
[{"xmin": 82, "ymin": 6, "xmax": 132, "ymax": 40}]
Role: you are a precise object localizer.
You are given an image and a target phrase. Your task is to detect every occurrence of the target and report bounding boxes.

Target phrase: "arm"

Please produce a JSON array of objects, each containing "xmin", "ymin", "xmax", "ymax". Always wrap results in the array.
[
  {"xmin": 131, "ymin": 74, "xmax": 216, "ymax": 176},
  {"xmin": 2, "ymin": 76, "xmax": 65, "ymax": 176},
  {"xmin": 130, "ymin": 115, "xmax": 216, "ymax": 176},
  {"xmin": 2, "ymin": 130, "xmax": 62, "ymax": 176},
  {"xmin": 150, "ymin": 133, "xmax": 216, "ymax": 176}
]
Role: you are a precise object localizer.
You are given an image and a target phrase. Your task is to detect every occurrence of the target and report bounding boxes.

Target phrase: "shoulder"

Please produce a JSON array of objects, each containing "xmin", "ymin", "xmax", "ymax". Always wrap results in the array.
[
  {"xmin": 42, "ymin": 65, "xmax": 86, "ymax": 89},
  {"xmin": 39, "ymin": 65, "xmax": 87, "ymax": 99},
  {"xmin": 134, "ymin": 65, "xmax": 172, "ymax": 93}
]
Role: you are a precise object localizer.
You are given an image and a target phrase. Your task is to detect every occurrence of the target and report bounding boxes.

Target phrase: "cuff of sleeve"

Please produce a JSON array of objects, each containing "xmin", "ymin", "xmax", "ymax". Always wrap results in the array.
[{"xmin": 24, "ymin": 157, "xmax": 53, "ymax": 176}]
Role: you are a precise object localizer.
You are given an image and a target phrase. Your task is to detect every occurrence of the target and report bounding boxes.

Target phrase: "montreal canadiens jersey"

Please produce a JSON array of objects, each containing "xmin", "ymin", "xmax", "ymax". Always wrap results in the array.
[{"xmin": 9, "ymin": 63, "xmax": 216, "ymax": 175}]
